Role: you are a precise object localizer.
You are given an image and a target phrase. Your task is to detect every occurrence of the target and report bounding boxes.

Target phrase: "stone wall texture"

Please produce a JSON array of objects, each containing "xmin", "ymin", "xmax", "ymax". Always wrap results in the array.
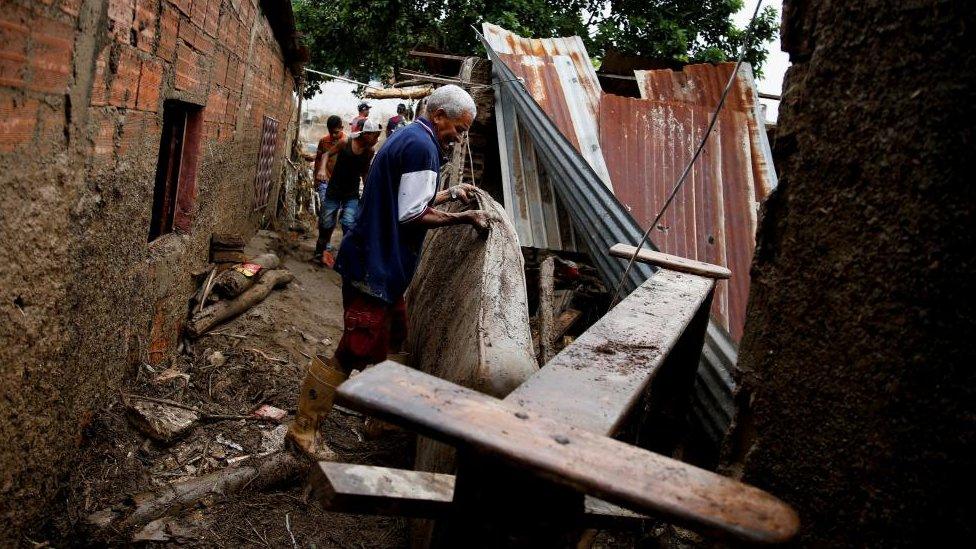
[{"xmin": 724, "ymin": 1, "xmax": 976, "ymax": 546}]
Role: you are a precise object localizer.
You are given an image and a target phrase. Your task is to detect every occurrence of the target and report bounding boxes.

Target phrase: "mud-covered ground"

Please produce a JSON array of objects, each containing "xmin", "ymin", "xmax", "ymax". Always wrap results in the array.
[{"xmin": 51, "ymin": 230, "xmax": 413, "ymax": 547}]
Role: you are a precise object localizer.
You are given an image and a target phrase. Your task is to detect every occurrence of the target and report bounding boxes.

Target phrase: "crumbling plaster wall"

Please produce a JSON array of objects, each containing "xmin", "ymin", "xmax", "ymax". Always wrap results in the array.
[
  {"xmin": 0, "ymin": 0, "xmax": 296, "ymax": 539},
  {"xmin": 723, "ymin": 1, "xmax": 975, "ymax": 546}
]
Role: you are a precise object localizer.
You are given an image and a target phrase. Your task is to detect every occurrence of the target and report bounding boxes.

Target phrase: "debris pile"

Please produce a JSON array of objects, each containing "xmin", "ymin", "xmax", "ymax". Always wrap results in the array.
[{"xmin": 189, "ymin": 245, "xmax": 294, "ymax": 338}]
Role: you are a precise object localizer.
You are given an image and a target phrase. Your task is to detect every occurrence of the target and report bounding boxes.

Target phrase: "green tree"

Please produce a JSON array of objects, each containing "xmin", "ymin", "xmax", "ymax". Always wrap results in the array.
[{"xmin": 292, "ymin": 0, "xmax": 777, "ymax": 97}]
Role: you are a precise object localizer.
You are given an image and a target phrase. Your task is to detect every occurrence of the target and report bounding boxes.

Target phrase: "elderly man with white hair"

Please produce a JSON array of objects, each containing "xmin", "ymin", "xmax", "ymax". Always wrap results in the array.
[{"xmin": 287, "ymin": 84, "xmax": 490, "ymax": 458}]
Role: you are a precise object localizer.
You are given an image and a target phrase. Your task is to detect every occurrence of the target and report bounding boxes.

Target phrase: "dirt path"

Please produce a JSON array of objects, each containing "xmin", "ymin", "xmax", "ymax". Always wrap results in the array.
[{"xmin": 55, "ymin": 231, "xmax": 412, "ymax": 547}]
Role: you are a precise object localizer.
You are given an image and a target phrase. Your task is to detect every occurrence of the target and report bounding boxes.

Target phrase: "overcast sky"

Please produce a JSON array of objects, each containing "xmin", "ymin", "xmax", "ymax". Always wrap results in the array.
[
  {"xmin": 735, "ymin": 0, "xmax": 788, "ymax": 121},
  {"xmin": 305, "ymin": 0, "xmax": 789, "ymax": 127}
]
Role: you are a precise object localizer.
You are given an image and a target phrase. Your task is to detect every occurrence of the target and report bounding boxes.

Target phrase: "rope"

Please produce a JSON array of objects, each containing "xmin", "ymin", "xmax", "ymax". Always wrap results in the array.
[{"xmin": 607, "ymin": 0, "xmax": 766, "ymax": 308}]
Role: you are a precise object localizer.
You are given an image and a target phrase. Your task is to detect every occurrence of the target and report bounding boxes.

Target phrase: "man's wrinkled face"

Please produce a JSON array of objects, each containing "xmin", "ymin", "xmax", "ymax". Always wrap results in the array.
[{"xmin": 430, "ymin": 108, "xmax": 473, "ymax": 151}]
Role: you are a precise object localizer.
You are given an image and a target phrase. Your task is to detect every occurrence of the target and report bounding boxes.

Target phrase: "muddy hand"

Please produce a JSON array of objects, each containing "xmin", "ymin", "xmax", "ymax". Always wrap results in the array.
[
  {"xmin": 454, "ymin": 183, "xmax": 479, "ymax": 204},
  {"xmin": 466, "ymin": 210, "xmax": 491, "ymax": 237}
]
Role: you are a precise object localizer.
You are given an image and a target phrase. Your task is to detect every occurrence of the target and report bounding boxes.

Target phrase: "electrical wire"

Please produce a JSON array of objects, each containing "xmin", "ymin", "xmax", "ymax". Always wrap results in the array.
[{"xmin": 607, "ymin": 0, "xmax": 766, "ymax": 308}]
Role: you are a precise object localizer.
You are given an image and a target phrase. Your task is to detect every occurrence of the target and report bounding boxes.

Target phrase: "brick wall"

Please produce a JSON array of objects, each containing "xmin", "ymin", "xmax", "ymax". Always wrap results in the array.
[{"xmin": 0, "ymin": 0, "xmax": 298, "ymax": 540}]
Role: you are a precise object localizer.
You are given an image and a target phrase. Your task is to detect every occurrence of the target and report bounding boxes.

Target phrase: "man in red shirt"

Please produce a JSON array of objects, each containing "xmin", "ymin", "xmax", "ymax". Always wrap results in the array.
[
  {"xmin": 312, "ymin": 115, "xmax": 345, "ymax": 263},
  {"xmin": 350, "ymin": 102, "xmax": 370, "ymax": 132}
]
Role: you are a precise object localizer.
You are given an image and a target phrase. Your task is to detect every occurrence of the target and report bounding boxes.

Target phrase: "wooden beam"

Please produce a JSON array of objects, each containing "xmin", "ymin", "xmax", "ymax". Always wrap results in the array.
[
  {"xmin": 364, "ymin": 85, "xmax": 433, "ymax": 100},
  {"xmin": 609, "ymin": 243, "xmax": 732, "ymax": 279},
  {"xmin": 398, "ymin": 69, "xmax": 463, "ymax": 86},
  {"xmin": 311, "ymin": 462, "xmax": 649, "ymax": 528},
  {"xmin": 409, "ymin": 50, "xmax": 469, "ymax": 62},
  {"xmin": 505, "ymin": 269, "xmax": 714, "ymax": 435},
  {"xmin": 336, "ymin": 362, "xmax": 800, "ymax": 545}
]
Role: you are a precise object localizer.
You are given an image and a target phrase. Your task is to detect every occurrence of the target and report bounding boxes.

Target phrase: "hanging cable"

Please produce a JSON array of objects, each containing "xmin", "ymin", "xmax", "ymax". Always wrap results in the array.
[{"xmin": 607, "ymin": 0, "xmax": 766, "ymax": 308}]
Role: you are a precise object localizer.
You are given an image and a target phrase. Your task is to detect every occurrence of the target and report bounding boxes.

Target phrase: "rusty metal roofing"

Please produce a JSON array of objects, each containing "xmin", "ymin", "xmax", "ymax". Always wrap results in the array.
[
  {"xmin": 483, "ymin": 24, "xmax": 776, "ymax": 342},
  {"xmin": 481, "ymin": 27, "xmax": 740, "ymax": 448}
]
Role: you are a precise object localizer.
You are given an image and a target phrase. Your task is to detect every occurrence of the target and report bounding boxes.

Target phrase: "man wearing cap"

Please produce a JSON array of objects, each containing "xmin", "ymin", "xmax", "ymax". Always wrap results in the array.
[
  {"xmin": 350, "ymin": 102, "xmax": 370, "ymax": 132},
  {"xmin": 287, "ymin": 85, "xmax": 490, "ymax": 459},
  {"xmin": 386, "ymin": 103, "xmax": 409, "ymax": 137},
  {"xmin": 315, "ymin": 119, "xmax": 381, "ymax": 267}
]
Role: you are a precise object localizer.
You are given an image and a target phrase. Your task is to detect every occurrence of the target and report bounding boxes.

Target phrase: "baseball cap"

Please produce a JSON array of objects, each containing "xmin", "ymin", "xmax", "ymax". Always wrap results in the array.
[
  {"xmin": 357, "ymin": 102, "xmax": 371, "ymax": 111},
  {"xmin": 351, "ymin": 119, "xmax": 381, "ymax": 138}
]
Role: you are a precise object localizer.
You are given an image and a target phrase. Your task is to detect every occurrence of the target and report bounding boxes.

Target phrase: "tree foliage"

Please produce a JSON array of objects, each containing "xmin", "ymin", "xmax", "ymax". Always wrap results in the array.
[{"xmin": 293, "ymin": 0, "xmax": 777, "ymax": 97}]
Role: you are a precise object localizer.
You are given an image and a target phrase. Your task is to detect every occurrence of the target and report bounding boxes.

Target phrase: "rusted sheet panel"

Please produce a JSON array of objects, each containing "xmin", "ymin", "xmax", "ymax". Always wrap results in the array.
[
  {"xmin": 487, "ymin": 24, "xmax": 774, "ymax": 341},
  {"xmin": 486, "ymin": 22, "xmax": 612, "ymax": 188}
]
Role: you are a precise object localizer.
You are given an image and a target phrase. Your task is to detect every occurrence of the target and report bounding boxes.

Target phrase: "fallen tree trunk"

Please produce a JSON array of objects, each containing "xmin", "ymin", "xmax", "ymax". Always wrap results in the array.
[
  {"xmin": 87, "ymin": 451, "xmax": 304, "ymax": 531},
  {"xmin": 188, "ymin": 269, "xmax": 294, "ymax": 337},
  {"xmin": 212, "ymin": 253, "xmax": 281, "ymax": 299},
  {"xmin": 365, "ymin": 85, "xmax": 433, "ymax": 100}
]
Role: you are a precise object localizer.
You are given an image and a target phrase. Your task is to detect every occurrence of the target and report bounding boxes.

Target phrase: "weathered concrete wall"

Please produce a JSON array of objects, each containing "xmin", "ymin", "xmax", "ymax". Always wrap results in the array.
[
  {"xmin": 0, "ymin": 0, "xmax": 296, "ymax": 539},
  {"xmin": 723, "ymin": 1, "xmax": 976, "ymax": 546}
]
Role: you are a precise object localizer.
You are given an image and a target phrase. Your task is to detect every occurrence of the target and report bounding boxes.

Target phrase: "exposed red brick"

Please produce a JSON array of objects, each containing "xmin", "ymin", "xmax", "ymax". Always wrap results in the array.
[
  {"xmin": 189, "ymin": 0, "xmax": 206, "ymax": 29},
  {"xmin": 109, "ymin": 46, "xmax": 140, "ymax": 108},
  {"xmin": 147, "ymin": 299, "xmax": 172, "ymax": 366},
  {"xmin": 168, "ymin": 0, "xmax": 191, "ymax": 17},
  {"xmin": 89, "ymin": 108, "xmax": 116, "ymax": 161},
  {"xmin": 0, "ymin": 93, "xmax": 38, "ymax": 151},
  {"xmin": 136, "ymin": 57, "xmax": 163, "ymax": 111},
  {"xmin": 203, "ymin": 0, "xmax": 220, "ymax": 37},
  {"xmin": 157, "ymin": 3, "xmax": 178, "ymax": 61},
  {"xmin": 89, "ymin": 47, "xmax": 110, "ymax": 106},
  {"xmin": 174, "ymin": 42, "xmax": 204, "ymax": 92},
  {"xmin": 133, "ymin": 0, "xmax": 158, "ymax": 53},
  {"xmin": 178, "ymin": 19, "xmax": 213, "ymax": 55},
  {"xmin": 107, "ymin": 0, "xmax": 135, "ymax": 43},
  {"xmin": 119, "ymin": 109, "xmax": 159, "ymax": 157},
  {"xmin": 0, "ymin": 10, "xmax": 29, "ymax": 89},
  {"xmin": 204, "ymin": 86, "xmax": 226, "ymax": 122},
  {"xmin": 212, "ymin": 49, "xmax": 227, "ymax": 86},
  {"xmin": 28, "ymin": 15, "xmax": 74, "ymax": 94},
  {"xmin": 224, "ymin": 94, "xmax": 237, "ymax": 125}
]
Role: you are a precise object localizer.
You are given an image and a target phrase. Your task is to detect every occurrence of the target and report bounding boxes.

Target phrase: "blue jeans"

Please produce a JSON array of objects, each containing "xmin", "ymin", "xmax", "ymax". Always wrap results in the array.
[{"xmin": 316, "ymin": 196, "xmax": 359, "ymax": 255}]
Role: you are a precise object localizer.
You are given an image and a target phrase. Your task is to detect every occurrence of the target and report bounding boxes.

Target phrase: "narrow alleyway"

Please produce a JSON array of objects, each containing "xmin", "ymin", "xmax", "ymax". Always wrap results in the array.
[{"xmin": 58, "ymin": 231, "xmax": 412, "ymax": 547}]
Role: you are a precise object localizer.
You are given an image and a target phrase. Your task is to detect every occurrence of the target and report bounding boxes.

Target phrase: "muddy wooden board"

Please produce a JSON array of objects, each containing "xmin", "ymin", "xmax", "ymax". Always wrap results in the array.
[
  {"xmin": 312, "ymin": 462, "xmax": 647, "ymax": 528},
  {"xmin": 336, "ymin": 362, "xmax": 799, "ymax": 544},
  {"xmin": 609, "ymin": 244, "xmax": 732, "ymax": 279},
  {"xmin": 504, "ymin": 269, "xmax": 714, "ymax": 436}
]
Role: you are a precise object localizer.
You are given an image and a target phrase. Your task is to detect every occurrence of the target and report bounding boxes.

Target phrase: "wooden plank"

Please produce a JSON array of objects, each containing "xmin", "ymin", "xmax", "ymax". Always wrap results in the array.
[
  {"xmin": 310, "ymin": 462, "xmax": 453, "ymax": 518},
  {"xmin": 537, "ymin": 257, "xmax": 556, "ymax": 364},
  {"xmin": 610, "ymin": 243, "xmax": 732, "ymax": 279},
  {"xmin": 336, "ymin": 362, "xmax": 799, "ymax": 545},
  {"xmin": 504, "ymin": 269, "xmax": 714, "ymax": 435},
  {"xmin": 553, "ymin": 308, "xmax": 581, "ymax": 341},
  {"xmin": 409, "ymin": 50, "xmax": 469, "ymax": 62},
  {"xmin": 311, "ymin": 463, "xmax": 649, "ymax": 528},
  {"xmin": 398, "ymin": 69, "xmax": 463, "ymax": 86}
]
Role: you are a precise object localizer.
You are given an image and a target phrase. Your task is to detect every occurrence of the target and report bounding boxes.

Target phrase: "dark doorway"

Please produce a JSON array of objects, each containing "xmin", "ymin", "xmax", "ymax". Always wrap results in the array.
[{"xmin": 149, "ymin": 101, "xmax": 203, "ymax": 242}]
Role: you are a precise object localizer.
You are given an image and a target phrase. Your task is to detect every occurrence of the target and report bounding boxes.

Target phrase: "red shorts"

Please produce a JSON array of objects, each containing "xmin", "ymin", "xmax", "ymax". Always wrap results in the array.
[{"xmin": 335, "ymin": 282, "xmax": 407, "ymax": 371}]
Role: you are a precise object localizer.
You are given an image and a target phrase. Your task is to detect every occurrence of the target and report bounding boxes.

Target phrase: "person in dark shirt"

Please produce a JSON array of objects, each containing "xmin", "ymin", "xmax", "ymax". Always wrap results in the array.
[
  {"xmin": 288, "ymin": 85, "xmax": 489, "ymax": 459},
  {"xmin": 314, "ymin": 119, "xmax": 380, "ymax": 267},
  {"xmin": 350, "ymin": 101, "xmax": 370, "ymax": 132},
  {"xmin": 386, "ymin": 103, "xmax": 408, "ymax": 137}
]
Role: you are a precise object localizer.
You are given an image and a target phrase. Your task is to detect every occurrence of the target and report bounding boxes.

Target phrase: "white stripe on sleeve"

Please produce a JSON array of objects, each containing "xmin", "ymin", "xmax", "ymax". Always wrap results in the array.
[{"xmin": 398, "ymin": 170, "xmax": 438, "ymax": 222}]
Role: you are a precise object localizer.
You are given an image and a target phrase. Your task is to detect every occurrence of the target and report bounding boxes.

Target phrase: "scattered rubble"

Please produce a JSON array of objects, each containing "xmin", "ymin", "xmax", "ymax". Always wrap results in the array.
[{"xmin": 126, "ymin": 399, "xmax": 200, "ymax": 444}]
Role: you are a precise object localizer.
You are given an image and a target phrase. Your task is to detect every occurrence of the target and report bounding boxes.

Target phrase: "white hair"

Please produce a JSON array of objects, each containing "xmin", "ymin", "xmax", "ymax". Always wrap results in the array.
[{"xmin": 426, "ymin": 84, "xmax": 477, "ymax": 119}]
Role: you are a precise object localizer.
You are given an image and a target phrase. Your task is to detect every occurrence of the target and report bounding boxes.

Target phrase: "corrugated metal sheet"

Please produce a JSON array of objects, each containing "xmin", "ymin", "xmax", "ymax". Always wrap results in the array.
[
  {"xmin": 480, "ymin": 24, "xmax": 779, "ymax": 447},
  {"xmin": 484, "ymin": 24, "xmax": 776, "ymax": 341}
]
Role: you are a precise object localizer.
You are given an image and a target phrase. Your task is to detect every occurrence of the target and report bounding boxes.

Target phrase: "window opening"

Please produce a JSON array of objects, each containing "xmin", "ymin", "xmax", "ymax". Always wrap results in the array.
[{"xmin": 253, "ymin": 115, "xmax": 279, "ymax": 211}]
